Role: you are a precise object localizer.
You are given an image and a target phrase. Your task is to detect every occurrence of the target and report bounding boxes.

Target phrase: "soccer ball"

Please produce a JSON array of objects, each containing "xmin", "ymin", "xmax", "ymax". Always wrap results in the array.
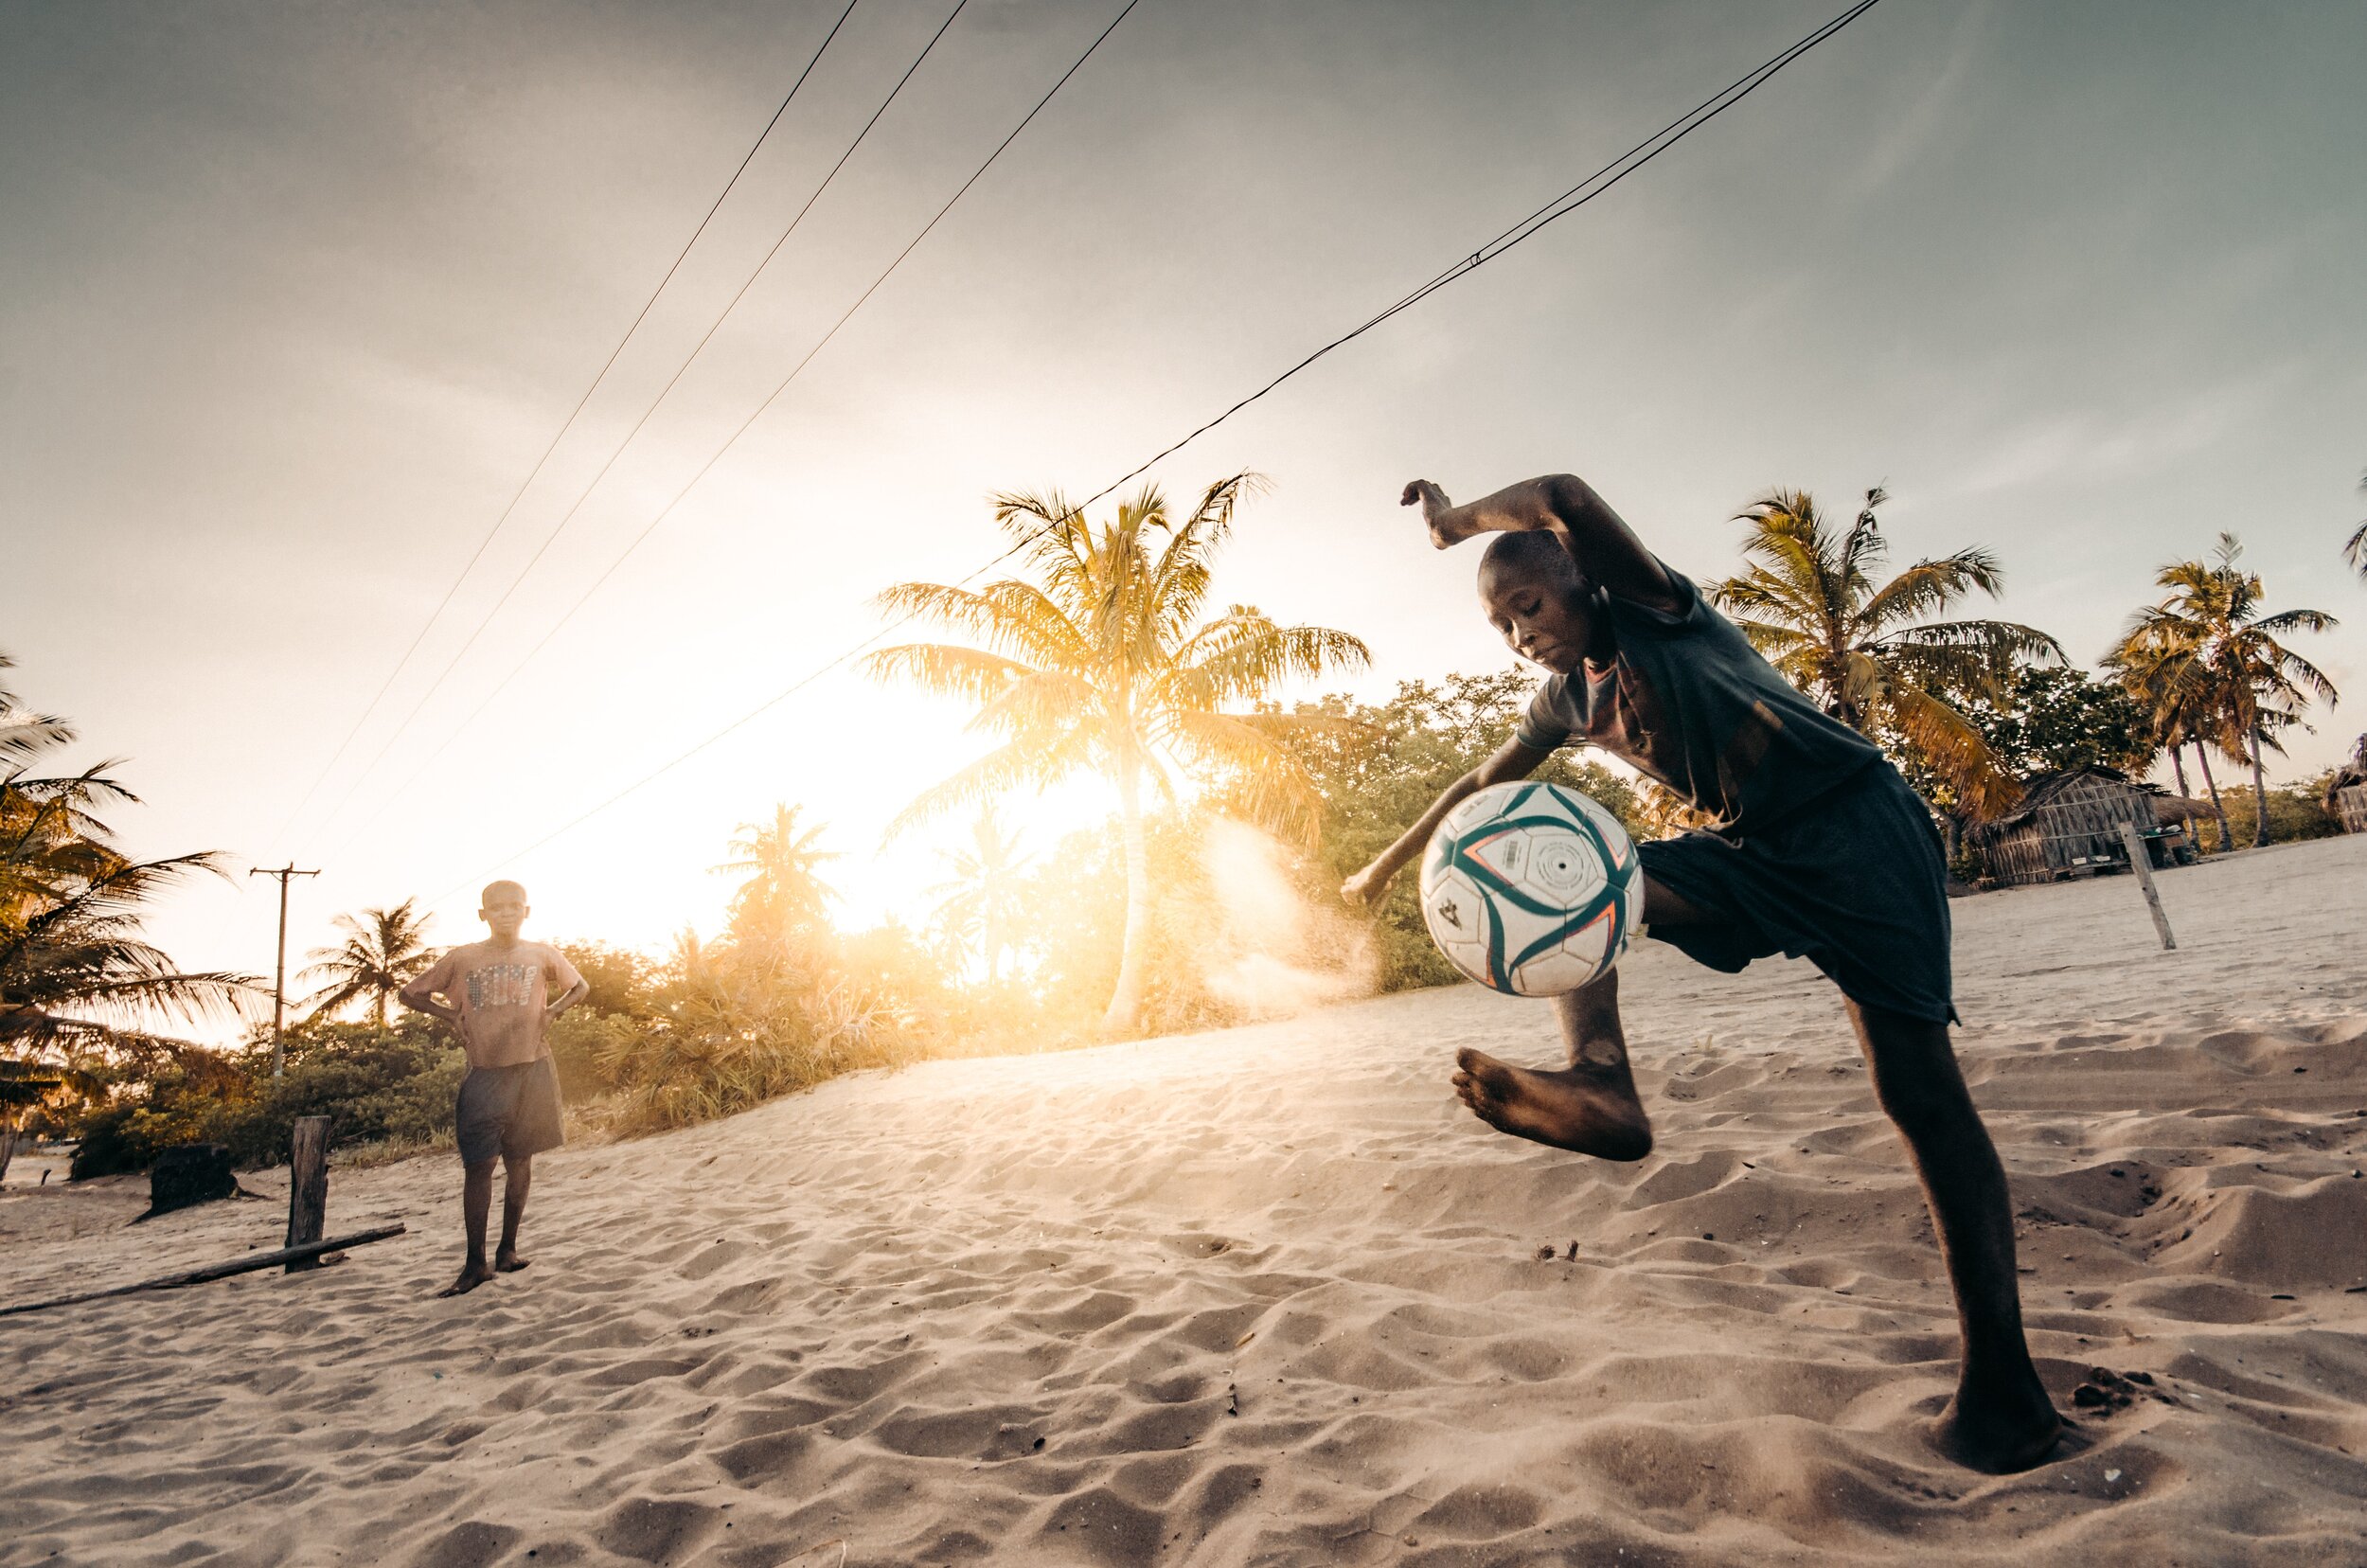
[{"xmin": 1419, "ymin": 781, "xmax": 1642, "ymax": 997}]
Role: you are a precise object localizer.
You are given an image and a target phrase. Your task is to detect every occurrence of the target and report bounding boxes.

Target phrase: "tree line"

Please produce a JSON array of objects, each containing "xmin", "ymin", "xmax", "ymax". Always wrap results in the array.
[{"xmin": 5, "ymin": 470, "xmax": 2360, "ymax": 1175}]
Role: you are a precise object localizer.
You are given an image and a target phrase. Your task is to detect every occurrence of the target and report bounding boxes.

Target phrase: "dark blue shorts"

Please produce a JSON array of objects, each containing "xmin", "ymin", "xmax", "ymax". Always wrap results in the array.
[
  {"xmin": 1637, "ymin": 763, "xmax": 1956, "ymax": 1024},
  {"xmin": 455, "ymin": 1056, "xmax": 564, "ymax": 1166}
]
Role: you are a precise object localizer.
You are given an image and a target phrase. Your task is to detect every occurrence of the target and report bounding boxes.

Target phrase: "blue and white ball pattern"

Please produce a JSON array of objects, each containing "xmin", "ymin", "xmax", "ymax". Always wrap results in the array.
[{"xmin": 1418, "ymin": 781, "xmax": 1643, "ymax": 997}]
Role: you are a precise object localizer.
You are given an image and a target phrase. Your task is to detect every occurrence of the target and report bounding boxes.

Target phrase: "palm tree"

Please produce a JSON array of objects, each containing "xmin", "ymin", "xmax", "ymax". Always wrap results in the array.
[
  {"xmin": 2106, "ymin": 616, "xmax": 2234, "ymax": 846},
  {"xmin": 1710, "ymin": 487, "xmax": 2063, "ymax": 822},
  {"xmin": 863, "ymin": 475, "xmax": 1369, "ymax": 1033},
  {"xmin": 928, "ymin": 809, "xmax": 1031, "ymax": 985},
  {"xmin": 712, "ymin": 804, "xmax": 839, "ymax": 945},
  {"xmin": 299, "ymin": 900, "xmax": 437, "ymax": 1025},
  {"xmin": 1, "ymin": 661, "xmax": 255, "ymax": 1074},
  {"xmin": 2109, "ymin": 534, "xmax": 2339, "ymax": 848}
]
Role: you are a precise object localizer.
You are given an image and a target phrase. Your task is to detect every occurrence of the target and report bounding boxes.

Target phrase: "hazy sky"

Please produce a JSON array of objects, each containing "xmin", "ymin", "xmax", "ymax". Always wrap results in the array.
[{"xmin": 6, "ymin": 0, "xmax": 2364, "ymax": 1019}]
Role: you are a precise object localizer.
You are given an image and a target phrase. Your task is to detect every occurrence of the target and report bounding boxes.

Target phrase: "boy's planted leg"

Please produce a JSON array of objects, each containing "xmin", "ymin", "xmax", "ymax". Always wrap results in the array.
[
  {"xmin": 1847, "ymin": 1000, "xmax": 2062, "ymax": 1472},
  {"xmin": 439, "ymin": 1160, "xmax": 498, "ymax": 1297},
  {"xmin": 495, "ymin": 1155, "xmax": 533, "ymax": 1274}
]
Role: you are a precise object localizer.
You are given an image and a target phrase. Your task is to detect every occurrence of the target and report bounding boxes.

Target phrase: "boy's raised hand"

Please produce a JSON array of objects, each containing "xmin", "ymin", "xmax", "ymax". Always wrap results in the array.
[{"xmin": 1401, "ymin": 479, "xmax": 1481, "ymax": 549}]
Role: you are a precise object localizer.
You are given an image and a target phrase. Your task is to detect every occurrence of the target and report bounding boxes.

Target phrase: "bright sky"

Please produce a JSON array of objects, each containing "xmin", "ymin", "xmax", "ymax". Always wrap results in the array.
[{"xmin": 5, "ymin": 0, "xmax": 2364, "ymax": 1025}]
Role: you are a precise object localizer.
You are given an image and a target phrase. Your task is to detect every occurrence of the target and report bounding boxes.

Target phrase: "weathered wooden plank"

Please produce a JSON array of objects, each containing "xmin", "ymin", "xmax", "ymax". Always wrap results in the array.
[
  {"xmin": 2118, "ymin": 822, "xmax": 2176, "ymax": 952},
  {"xmin": 284, "ymin": 1115, "xmax": 331, "ymax": 1274},
  {"xmin": 0, "ymin": 1225, "xmax": 407, "ymax": 1319}
]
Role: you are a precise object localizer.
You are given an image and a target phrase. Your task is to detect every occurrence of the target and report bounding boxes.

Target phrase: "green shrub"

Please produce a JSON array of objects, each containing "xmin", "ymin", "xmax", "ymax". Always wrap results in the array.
[
  {"xmin": 68, "ymin": 1097, "xmax": 212, "ymax": 1179},
  {"xmin": 66, "ymin": 1020, "xmax": 468, "ymax": 1178},
  {"xmin": 595, "ymin": 936, "xmax": 913, "ymax": 1134},
  {"xmin": 2214, "ymin": 780, "xmax": 2343, "ymax": 846}
]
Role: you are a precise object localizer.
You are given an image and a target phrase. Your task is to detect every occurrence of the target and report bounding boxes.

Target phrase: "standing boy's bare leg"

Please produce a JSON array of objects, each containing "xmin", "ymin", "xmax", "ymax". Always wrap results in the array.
[
  {"xmin": 495, "ymin": 1155, "xmax": 532, "ymax": 1273},
  {"xmin": 440, "ymin": 1161, "xmax": 498, "ymax": 1297},
  {"xmin": 1844, "ymin": 1000, "xmax": 2061, "ymax": 1471}
]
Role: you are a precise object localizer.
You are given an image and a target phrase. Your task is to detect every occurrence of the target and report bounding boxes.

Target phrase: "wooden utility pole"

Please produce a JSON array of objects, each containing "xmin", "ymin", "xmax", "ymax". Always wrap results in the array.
[{"xmin": 249, "ymin": 864, "xmax": 319, "ymax": 1078}]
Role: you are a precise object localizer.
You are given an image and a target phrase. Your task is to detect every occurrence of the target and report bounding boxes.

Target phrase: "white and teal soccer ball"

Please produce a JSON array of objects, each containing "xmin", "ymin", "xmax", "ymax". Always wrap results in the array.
[{"xmin": 1419, "ymin": 781, "xmax": 1643, "ymax": 997}]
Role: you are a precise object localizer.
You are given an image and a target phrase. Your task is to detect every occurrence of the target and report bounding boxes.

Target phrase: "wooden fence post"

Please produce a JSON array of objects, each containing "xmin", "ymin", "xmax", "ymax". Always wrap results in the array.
[
  {"xmin": 2117, "ymin": 822, "xmax": 2176, "ymax": 952},
  {"xmin": 285, "ymin": 1115, "xmax": 331, "ymax": 1273}
]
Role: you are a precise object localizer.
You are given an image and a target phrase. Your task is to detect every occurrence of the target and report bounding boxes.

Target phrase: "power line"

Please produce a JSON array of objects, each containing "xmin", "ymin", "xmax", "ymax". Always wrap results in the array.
[
  {"xmin": 436, "ymin": 0, "xmax": 1881, "ymax": 898},
  {"xmin": 329, "ymin": 0, "xmax": 1146, "ymax": 879},
  {"xmin": 300, "ymin": 0, "xmax": 971, "ymax": 854},
  {"xmin": 267, "ymin": 0, "xmax": 863, "ymax": 852}
]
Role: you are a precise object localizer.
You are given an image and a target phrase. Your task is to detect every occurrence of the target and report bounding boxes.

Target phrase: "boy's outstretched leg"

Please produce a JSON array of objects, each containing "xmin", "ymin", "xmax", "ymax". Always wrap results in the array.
[
  {"xmin": 495, "ymin": 1154, "xmax": 532, "ymax": 1274},
  {"xmin": 1453, "ymin": 874, "xmax": 1717, "ymax": 1159},
  {"xmin": 1453, "ymin": 966, "xmax": 1652, "ymax": 1161},
  {"xmin": 1847, "ymin": 999, "xmax": 2062, "ymax": 1472},
  {"xmin": 440, "ymin": 1160, "xmax": 498, "ymax": 1297}
]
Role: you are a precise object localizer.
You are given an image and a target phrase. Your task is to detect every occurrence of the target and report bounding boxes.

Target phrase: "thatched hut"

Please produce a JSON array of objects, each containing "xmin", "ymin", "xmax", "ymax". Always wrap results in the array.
[
  {"xmin": 1969, "ymin": 767, "xmax": 2197, "ymax": 887},
  {"xmin": 2328, "ymin": 743, "xmax": 2367, "ymax": 834},
  {"xmin": 2334, "ymin": 780, "xmax": 2367, "ymax": 835}
]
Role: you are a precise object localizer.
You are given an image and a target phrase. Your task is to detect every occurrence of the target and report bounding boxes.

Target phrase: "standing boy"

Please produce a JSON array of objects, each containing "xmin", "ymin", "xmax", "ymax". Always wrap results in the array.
[
  {"xmin": 400, "ymin": 881, "xmax": 588, "ymax": 1299},
  {"xmin": 1342, "ymin": 472, "xmax": 2062, "ymax": 1472}
]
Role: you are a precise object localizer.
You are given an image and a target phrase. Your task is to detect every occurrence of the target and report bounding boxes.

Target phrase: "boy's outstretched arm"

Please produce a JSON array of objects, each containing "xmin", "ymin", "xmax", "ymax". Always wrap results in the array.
[
  {"xmin": 1343, "ymin": 735, "xmax": 1552, "ymax": 908},
  {"xmin": 1401, "ymin": 473, "xmax": 1678, "ymax": 609}
]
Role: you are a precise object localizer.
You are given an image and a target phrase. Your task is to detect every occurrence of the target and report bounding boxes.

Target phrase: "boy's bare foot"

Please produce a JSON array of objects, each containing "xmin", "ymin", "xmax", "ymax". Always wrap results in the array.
[
  {"xmin": 437, "ymin": 1262, "xmax": 496, "ymax": 1298},
  {"xmin": 1451, "ymin": 1047, "xmax": 1652, "ymax": 1160},
  {"xmin": 1931, "ymin": 1388, "xmax": 2067, "ymax": 1473},
  {"xmin": 493, "ymin": 1249, "xmax": 530, "ymax": 1274}
]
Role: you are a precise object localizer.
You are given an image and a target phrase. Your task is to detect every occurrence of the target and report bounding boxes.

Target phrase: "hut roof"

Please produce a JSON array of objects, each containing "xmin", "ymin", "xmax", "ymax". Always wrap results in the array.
[{"xmin": 1984, "ymin": 767, "xmax": 2144, "ymax": 831}]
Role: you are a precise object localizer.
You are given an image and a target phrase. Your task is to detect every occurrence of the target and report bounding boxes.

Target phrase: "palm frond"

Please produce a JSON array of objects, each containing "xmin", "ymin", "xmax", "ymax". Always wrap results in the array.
[
  {"xmin": 1880, "ymin": 685, "xmax": 2019, "ymax": 819},
  {"xmin": 858, "ymin": 643, "xmax": 1036, "ymax": 706},
  {"xmin": 870, "ymin": 581, "xmax": 1081, "ymax": 669},
  {"xmin": 1158, "ymin": 709, "xmax": 1326, "ymax": 844},
  {"xmin": 1160, "ymin": 615, "xmax": 1370, "ymax": 711},
  {"xmin": 1856, "ymin": 551, "xmax": 2007, "ymax": 635},
  {"xmin": 883, "ymin": 728, "xmax": 1100, "ymax": 839}
]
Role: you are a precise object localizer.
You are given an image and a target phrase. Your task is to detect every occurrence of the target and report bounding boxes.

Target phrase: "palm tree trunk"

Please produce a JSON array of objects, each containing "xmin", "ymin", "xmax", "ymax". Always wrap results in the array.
[
  {"xmin": 2193, "ymin": 743, "xmax": 2231, "ymax": 852},
  {"xmin": 2168, "ymin": 746, "xmax": 2190, "ymax": 799},
  {"xmin": 2249, "ymin": 726, "xmax": 2271, "ymax": 848},
  {"xmin": 1102, "ymin": 754, "xmax": 1154, "ymax": 1036}
]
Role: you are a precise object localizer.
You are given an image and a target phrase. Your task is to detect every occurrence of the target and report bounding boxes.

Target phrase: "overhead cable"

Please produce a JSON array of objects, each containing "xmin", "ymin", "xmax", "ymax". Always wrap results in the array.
[
  {"xmin": 330, "ymin": 0, "xmax": 1148, "ymax": 880},
  {"xmin": 301, "ymin": 0, "xmax": 972, "ymax": 853},
  {"xmin": 436, "ymin": 0, "xmax": 1880, "ymax": 896},
  {"xmin": 267, "ymin": 0, "xmax": 862, "ymax": 851}
]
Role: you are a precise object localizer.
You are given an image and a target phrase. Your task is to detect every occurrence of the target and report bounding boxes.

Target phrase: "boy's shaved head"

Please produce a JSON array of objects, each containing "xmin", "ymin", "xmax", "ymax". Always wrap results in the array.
[
  {"xmin": 481, "ymin": 880, "xmax": 527, "ymax": 907},
  {"xmin": 1477, "ymin": 531, "xmax": 1599, "ymax": 674},
  {"xmin": 1479, "ymin": 529, "xmax": 1581, "ymax": 589}
]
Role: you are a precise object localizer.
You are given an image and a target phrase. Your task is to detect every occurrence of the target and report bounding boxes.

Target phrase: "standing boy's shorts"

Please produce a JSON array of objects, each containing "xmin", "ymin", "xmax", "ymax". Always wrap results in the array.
[
  {"xmin": 455, "ymin": 1056, "xmax": 565, "ymax": 1166},
  {"xmin": 1635, "ymin": 763, "xmax": 1957, "ymax": 1024}
]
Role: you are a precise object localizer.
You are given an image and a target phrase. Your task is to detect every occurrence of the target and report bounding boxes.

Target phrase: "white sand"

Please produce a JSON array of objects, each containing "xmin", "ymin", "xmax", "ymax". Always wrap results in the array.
[{"xmin": 5, "ymin": 835, "xmax": 2366, "ymax": 1566}]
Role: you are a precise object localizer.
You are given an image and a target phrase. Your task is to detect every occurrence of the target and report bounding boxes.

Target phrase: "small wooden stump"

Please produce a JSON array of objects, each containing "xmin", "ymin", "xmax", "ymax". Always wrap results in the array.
[
  {"xmin": 140, "ymin": 1144, "xmax": 237, "ymax": 1220},
  {"xmin": 285, "ymin": 1115, "xmax": 331, "ymax": 1273}
]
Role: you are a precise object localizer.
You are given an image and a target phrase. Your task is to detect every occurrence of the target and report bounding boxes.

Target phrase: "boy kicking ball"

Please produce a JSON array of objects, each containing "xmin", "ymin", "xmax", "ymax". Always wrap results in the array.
[
  {"xmin": 1342, "ymin": 472, "xmax": 2062, "ymax": 1472},
  {"xmin": 400, "ymin": 881, "xmax": 588, "ymax": 1299}
]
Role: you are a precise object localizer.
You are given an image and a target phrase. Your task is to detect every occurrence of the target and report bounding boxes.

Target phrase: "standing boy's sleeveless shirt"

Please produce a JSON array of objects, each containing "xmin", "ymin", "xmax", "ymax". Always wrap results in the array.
[{"xmin": 1511, "ymin": 561, "xmax": 1883, "ymax": 835}]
